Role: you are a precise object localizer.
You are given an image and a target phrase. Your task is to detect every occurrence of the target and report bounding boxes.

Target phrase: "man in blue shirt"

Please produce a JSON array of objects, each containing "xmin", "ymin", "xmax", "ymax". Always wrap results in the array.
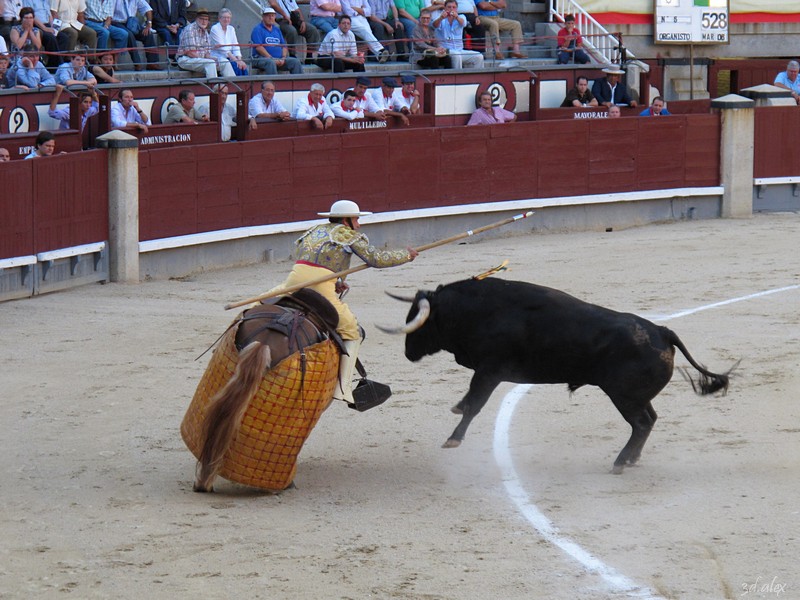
[
  {"xmin": 774, "ymin": 60, "xmax": 800, "ymax": 105},
  {"xmin": 251, "ymin": 7, "xmax": 303, "ymax": 74},
  {"xmin": 54, "ymin": 53, "xmax": 98, "ymax": 86},
  {"xmin": 639, "ymin": 96, "xmax": 671, "ymax": 117},
  {"xmin": 15, "ymin": 53, "xmax": 55, "ymax": 88}
]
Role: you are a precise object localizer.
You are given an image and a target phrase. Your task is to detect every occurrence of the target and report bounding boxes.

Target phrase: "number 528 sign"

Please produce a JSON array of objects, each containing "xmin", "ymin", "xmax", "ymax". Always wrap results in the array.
[{"xmin": 654, "ymin": 0, "xmax": 729, "ymax": 44}]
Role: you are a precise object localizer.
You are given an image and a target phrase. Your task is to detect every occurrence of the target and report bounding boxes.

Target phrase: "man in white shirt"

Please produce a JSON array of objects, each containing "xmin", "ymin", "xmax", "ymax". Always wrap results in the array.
[
  {"xmin": 293, "ymin": 82, "xmax": 334, "ymax": 129},
  {"xmin": 111, "ymin": 88, "xmax": 149, "ymax": 132},
  {"xmin": 392, "ymin": 74, "xmax": 421, "ymax": 114},
  {"xmin": 314, "ymin": 14, "xmax": 365, "ymax": 73},
  {"xmin": 331, "ymin": 89, "xmax": 365, "ymax": 120},
  {"xmin": 366, "ymin": 77, "xmax": 409, "ymax": 125},
  {"xmin": 350, "ymin": 75, "xmax": 384, "ymax": 120},
  {"xmin": 248, "ymin": 80, "xmax": 291, "ymax": 121}
]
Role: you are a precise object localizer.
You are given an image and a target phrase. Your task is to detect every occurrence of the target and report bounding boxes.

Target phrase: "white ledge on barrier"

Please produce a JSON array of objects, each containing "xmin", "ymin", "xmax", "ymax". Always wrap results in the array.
[
  {"xmin": 139, "ymin": 187, "xmax": 724, "ymax": 253},
  {"xmin": 0, "ymin": 255, "xmax": 37, "ymax": 270},
  {"xmin": 753, "ymin": 177, "xmax": 800, "ymax": 199},
  {"xmin": 37, "ymin": 241, "xmax": 106, "ymax": 280}
]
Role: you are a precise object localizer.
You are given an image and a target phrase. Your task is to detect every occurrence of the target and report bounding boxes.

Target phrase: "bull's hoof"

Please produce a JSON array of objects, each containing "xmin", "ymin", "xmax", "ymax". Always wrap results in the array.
[
  {"xmin": 451, "ymin": 404, "xmax": 463, "ymax": 415},
  {"xmin": 610, "ymin": 464, "xmax": 624, "ymax": 475},
  {"xmin": 442, "ymin": 438, "xmax": 462, "ymax": 449}
]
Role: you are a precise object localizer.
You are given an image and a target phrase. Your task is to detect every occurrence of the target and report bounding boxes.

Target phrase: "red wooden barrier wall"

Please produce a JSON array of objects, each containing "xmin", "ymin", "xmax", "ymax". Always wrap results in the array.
[
  {"xmin": 753, "ymin": 106, "xmax": 800, "ymax": 179},
  {"xmin": 138, "ymin": 113, "xmax": 721, "ymax": 242},
  {"xmin": 1, "ymin": 150, "xmax": 108, "ymax": 260}
]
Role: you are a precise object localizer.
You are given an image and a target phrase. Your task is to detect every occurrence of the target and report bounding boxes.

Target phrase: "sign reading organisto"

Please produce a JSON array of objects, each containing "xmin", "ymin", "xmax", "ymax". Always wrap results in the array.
[{"xmin": 654, "ymin": 0, "xmax": 729, "ymax": 44}]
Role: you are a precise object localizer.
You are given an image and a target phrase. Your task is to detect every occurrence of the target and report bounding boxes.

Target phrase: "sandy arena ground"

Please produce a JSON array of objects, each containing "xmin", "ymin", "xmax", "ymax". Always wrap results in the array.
[{"xmin": 1, "ymin": 213, "xmax": 799, "ymax": 600}]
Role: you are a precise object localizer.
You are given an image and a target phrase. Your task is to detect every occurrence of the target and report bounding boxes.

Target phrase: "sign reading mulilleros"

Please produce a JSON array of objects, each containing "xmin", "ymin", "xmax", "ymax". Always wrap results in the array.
[{"xmin": 654, "ymin": 0, "xmax": 729, "ymax": 44}]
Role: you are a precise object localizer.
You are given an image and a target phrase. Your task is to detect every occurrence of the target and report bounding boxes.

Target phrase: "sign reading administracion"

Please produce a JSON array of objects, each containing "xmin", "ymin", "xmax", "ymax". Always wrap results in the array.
[{"xmin": 654, "ymin": 0, "xmax": 729, "ymax": 44}]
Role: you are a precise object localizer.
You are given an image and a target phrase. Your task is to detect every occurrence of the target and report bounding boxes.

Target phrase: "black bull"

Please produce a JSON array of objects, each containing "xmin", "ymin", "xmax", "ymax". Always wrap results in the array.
[{"xmin": 385, "ymin": 278, "xmax": 735, "ymax": 473}]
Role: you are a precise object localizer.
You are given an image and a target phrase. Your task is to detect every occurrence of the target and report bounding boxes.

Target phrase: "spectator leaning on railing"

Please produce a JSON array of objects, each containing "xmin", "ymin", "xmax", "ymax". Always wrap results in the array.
[{"xmin": 773, "ymin": 60, "xmax": 800, "ymax": 105}]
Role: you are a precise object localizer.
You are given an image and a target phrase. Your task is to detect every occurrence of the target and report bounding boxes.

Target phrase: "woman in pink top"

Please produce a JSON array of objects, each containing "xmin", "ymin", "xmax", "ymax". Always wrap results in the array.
[{"xmin": 467, "ymin": 91, "xmax": 516, "ymax": 125}]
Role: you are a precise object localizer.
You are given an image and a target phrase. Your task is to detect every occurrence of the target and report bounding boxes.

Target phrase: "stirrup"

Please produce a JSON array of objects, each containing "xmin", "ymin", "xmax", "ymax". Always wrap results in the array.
[{"xmin": 347, "ymin": 358, "xmax": 392, "ymax": 411}]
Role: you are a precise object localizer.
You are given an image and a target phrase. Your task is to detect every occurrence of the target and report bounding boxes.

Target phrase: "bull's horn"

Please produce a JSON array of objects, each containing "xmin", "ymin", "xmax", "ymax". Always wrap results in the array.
[
  {"xmin": 384, "ymin": 291, "xmax": 416, "ymax": 303},
  {"xmin": 376, "ymin": 298, "xmax": 431, "ymax": 335}
]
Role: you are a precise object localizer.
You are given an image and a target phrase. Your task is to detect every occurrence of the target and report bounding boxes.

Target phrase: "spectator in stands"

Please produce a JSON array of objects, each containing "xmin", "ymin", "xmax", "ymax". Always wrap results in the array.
[
  {"xmin": 112, "ymin": 0, "xmax": 161, "ymax": 70},
  {"xmin": 210, "ymin": 8, "xmax": 248, "ymax": 76},
  {"xmin": 0, "ymin": 55, "xmax": 14, "ymax": 88},
  {"xmin": 24, "ymin": 0, "xmax": 60, "ymax": 67},
  {"xmin": 410, "ymin": 10, "xmax": 451, "ymax": 69},
  {"xmin": 395, "ymin": 0, "xmax": 424, "ymax": 41},
  {"xmin": 111, "ymin": 87, "xmax": 149, "ymax": 132},
  {"xmin": 196, "ymin": 82, "xmax": 256, "ymax": 141},
  {"xmin": 293, "ymin": 81, "xmax": 334, "ymax": 129},
  {"xmin": 269, "ymin": 0, "xmax": 320, "ymax": 64},
  {"xmin": 475, "ymin": 0, "xmax": 524, "ymax": 59},
  {"xmin": 607, "ymin": 104, "xmax": 620, "ymax": 118},
  {"xmin": 83, "ymin": 0, "xmax": 130, "ymax": 60},
  {"xmin": 92, "ymin": 50, "xmax": 120, "ymax": 82},
  {"xmin": 367, "ymin": 76, "xmax": 409, "ymax": 124},
  {"xmin": 393, "ymin": 74, "xmax": 420, "ymax": 114},
  {"xmin": 456, "ymin": 0, "xmax": 487, "ymax": 54},
  {"xmin": 15, "ymin": 52, "xmax": 55, "ymax": 87},
  {"xmin": 177, "ymin": 8, "xmax": 235, "ymax": 78},
  {"xmin": 640, "ymin": 96, "xmax": 670, "ymax": 116},
  {"xmin": 433, "ymin": 0, "xmax": 483, "ymax": 69},
  {"xmin": 48, "ymin": 83, "xmax": 98, "ymax": 129},
  {"xmin": 561, "ymin": 75, "xmax": 597, "ymax": 107},
  {"xmin": 774, "ymin": 60, "xmax": 800, "ymax": 105},
  {"xmin": 164, "ymin": 88, "xmax": 208, "ymax": 123},
  {"xmin": 151, "ymin": 0, "xmax": 186, "ymax": 60},
  {"xmin": 50, "ymin": 0, "xmax": 99, "ymax": 56},
  {"xmin": 467, "ymin": 90, "xmax": 515, "ymax": 125},
  {"xmin": 0, "ymin": 34, "xmax": 7, "ymax": 55},
  {"xmin": 54, "ymin": 52, "xmax": 96, "ymax": 86},
  {"xmin": 592, "ymin": 66, "xmax": 637, "ymax": 107},
  {"xmin": 331, "ymin": 89, "xmax": 365, "ymax": 120},
  {"xmin": 309, "ymin": 0, "xmax": 341, "ymax": 35},
  {"xmin": 250, "ymin": 7, "xmax": 303, "ymax": 74},
  {"xmin": 315, "ymin": 14, "xmax": 366, "ymax": 73},
  {"xmin": 10, "ymin": 7, "xmax": 42, "ymax": 59},
  {"xmin": 424, "ymin": 0, "xmax": 444, "ymax": 21},
  {"xmin": 340, "ymin": 0, "xmax": 389, "ymax": 63},
  {"xmin": 556, "ymin": 14, "xmax": 589, "ymax": 64},
  {"xmin": 248, "ymin": 80, "xmax": 291, "ymax": 121},
  {"xmin": 367, "ymin": 0, "xmax": 406, "ymax": 61},
  {"xmin": 0, "ymin": 147, "xmax": 10, "ymax": 161},
  {"xmin": 25, "ymin": 130, "xmax": 56, "ymax": 158}
]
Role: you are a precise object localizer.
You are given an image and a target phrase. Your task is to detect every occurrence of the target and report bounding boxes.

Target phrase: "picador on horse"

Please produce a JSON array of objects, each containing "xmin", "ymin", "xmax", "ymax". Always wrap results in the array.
[{"xmin": 181, "ymin": 200, "xmax": 418, "ymax": 492}]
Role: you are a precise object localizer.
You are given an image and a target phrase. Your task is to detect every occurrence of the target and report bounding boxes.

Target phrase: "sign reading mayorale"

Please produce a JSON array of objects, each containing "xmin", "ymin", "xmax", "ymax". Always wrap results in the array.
[{"xmin": 654, "ymin": 0, "xmax": 729, "ymax": 44}]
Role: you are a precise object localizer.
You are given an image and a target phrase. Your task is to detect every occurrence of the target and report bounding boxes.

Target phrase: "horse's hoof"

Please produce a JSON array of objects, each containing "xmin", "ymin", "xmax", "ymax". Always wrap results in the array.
[
  {"xmin": 442, "ymin": 438, "xmax": 462, "ymax": 449},
  {"xmin": 451, "ymin": 405, "xmax": 463, "ymax": 415},
  {"xmin": 193, "ymin": 483, "xmax": 213, "ymax": 493},
  {"xmin": 610, "ymin": 464, "xmax": 624, "ymax": 475}
]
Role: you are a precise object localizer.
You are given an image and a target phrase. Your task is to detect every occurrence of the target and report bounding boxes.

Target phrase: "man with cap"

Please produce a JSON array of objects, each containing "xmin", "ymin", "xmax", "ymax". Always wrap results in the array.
[
  {"xmin": 265, "ymin": 199, "xmax": 418, "ymax": 406},
  {"xmin": 177, "ymin": 8, "xmax": 236, "ymax": 78},
  {"xmin": 350, "ymin": 75, "xmax": 385, "ymax": 120},
  {"xmin": 392, "ymin": 74, "xmax": 421, "ymax": 114},
  {"xmin": 366, "ymin": 77, "xmax": 410, "ymax": 125},
  {"xmin": 592, "ymin": 66, "xmax": 637, "ymax": 108},
  {"xmin": 250, "ymin": 6, "xmax": 304, "ymax": 74},
  {"xmin": 315, "ymin": 14, "xmax": 366, "ymax": 73}
]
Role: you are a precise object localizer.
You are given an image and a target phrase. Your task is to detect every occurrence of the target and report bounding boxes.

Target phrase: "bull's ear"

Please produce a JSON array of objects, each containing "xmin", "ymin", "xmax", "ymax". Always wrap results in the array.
[{"xmin": 384, "ymin": 290, "xmax": 416, "ymax": 303}]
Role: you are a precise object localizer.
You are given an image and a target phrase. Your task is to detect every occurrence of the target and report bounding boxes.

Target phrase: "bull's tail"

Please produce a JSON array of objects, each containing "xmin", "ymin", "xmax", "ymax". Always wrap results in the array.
[
  {"xmin": 194, "ymin": 341, "xmax": 271, "ymax": 492},
  {"xmin": 665, "ymin": 328, "xmax": 738, "ymax": 396}
]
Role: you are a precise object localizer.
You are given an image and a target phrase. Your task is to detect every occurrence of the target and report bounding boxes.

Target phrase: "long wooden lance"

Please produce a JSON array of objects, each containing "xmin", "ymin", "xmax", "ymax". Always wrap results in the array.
[{"xmin": 224, "ymin": 210, "xmax": 534, "ymax": 310}]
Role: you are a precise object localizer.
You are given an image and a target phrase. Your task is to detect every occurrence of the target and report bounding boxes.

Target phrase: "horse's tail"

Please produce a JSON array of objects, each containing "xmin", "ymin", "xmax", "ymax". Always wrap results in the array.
[
  {"xmin": 194, "ymin": 341, "xmax": 271, "ymax": 492},
  {"xmin": 664, "ymin": 327, "xmax": 739, "ymax": 396}
]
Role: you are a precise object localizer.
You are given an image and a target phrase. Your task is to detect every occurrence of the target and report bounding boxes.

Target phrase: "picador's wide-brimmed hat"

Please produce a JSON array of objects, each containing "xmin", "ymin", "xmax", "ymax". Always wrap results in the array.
[
  {"xmin": 602, "ymin": 65, "xmax": 625, "ymax": 75},
  {"xmin": 318, "ymin": 200, "xmax": 373, "ymax": 218}
]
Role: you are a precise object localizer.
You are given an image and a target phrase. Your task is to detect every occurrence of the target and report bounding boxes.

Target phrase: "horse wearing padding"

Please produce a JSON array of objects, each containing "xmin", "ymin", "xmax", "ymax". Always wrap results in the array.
[{"xmin": 182, "ymin": 289, "xmax": 341, "ymax": 493}]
